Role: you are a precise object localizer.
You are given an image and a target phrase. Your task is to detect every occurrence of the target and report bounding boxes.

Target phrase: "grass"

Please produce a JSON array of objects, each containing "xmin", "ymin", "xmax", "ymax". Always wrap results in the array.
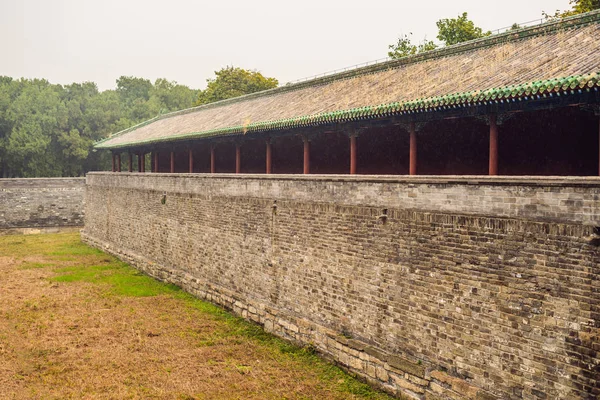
[{"xmin": 0, "ymin": 232, "xmax": 398, "ymax": 400}]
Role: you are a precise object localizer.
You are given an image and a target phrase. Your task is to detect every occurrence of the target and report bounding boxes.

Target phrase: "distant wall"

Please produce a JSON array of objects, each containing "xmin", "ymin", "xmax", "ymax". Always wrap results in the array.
[
  {"xmin": 82, "ymin": 173, "xmax": 600, "ymax": 400},
  {"xmin": 0, "ymin": 178, "xmax": 85, "ymax": 234}
]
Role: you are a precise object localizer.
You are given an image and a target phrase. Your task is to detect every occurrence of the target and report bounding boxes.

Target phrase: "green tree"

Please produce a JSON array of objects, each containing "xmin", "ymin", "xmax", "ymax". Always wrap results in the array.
[
  {"xmin": 544, "ymin": 0, "xmax": 599, "ymax": 19},
  {"xmin": 194, "ymin": 67, "xmax": 278, "ymax": 106},
  {"xmin": 388, "ymin": 33, "xmax": 437, "ymax": 59},
  {"xmin": 436, "ymin": 12, "xmax": 491, "ymax": 46},
  {"xmin": 150, "ymin": 78, "xmax": 198, "ymax": 112},
  {"xmin": 4, "ymin": 80, "xmax": 67, "ymax": 177}
]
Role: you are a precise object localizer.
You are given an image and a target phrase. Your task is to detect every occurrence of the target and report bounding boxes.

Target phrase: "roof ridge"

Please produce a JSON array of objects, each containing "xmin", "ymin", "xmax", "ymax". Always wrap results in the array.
[{"xmin": 97, "ymin": 9, "xmax": 600, "ymax": 146}]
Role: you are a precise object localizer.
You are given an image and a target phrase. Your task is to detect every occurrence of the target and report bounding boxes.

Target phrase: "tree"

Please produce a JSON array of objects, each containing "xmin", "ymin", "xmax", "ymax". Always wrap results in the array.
[
  {"xmin": 544, "ymin": 0, "xmax": 599, "ymax": 19},
  {"xmin": 388, "ymin": 33, "xmax": 437, "ymax": 59},
  {"xmin": 150, "ymin": 78, "xmax": 199, "ymax": 113},
  {"xmin": 436, "ymin": 12, "xmax": 491, "ymax": 46},
  {"xmin": 194, "ymin": 67, "xmax": 278, "ymax": 106},
  {"xmin": 0, "ymin": 74, "xmax": 201, "ymax": 177}
]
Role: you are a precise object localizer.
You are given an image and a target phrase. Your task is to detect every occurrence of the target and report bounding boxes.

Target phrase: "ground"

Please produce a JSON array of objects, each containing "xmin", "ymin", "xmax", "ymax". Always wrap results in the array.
[{"xmin": 0, "ymin": 233, "xmax": 397, "ymax": 400}]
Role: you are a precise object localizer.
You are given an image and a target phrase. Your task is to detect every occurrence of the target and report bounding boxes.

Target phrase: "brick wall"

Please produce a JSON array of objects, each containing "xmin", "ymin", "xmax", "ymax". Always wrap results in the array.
[
  {"xmin": 82, "ymin": 173, "xmax": 600, "ymax": 400},
  {"xmin": 0, "ymin": 178, "xmax": 85, "ymax": 233}
]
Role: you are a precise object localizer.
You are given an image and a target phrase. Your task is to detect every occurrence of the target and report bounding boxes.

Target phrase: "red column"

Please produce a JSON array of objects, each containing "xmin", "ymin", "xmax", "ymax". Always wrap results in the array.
[
  {"xmin": 210, "ymin": 146, "xmax": 215, "ymax": 173},
  {"xmin": 111, "ymin": 153, "xmax": 116, "ymax": 172},
  {"xmin": 189, "ymin": 149, "xmax": 194, "ymax": 173},
  {"xmin": 170, "ymin": 151, "xmax": 175, "ymax": 173},
  {"xmin": 350, "ymin": 135, "xmax": 357, "ymax": 175},
  {"xmin": 303, "ymin": 136, "xmax": 310, "ymax": 174},
  {"xmin": 137, "ymin": 153, "xmax": 142, "ymax": 172},
  {"xmin": 140, "ymin": 153, "xmax": 145, "ymax": 173},
  {"xmin": 116, "ymin": 154, "xmax": 121, "ymax": 172},
  {"xmin": 128, "ymin": 153, "xmax": 132, "ymax": 172},
  {"xmin": 409, "ymin": 122, "xmax": 417, "ymax": 175},
  {"xmin": 598, "ymin": 115, "xmax": 600, "ymax": 176},
  {"xmin": 235, "ymin": 144, "xmax": 241, "ymax": 174},
  {"xmin": 154, "ymin": 152, "xmax": 159, "ymax": 173},
  {"xmin": 266, "ymin": 139, "xmax": 272, "ymax": 174},
  {"xmin": 489, "ymin": 114, "xmax": 498, "ymax": 176}
]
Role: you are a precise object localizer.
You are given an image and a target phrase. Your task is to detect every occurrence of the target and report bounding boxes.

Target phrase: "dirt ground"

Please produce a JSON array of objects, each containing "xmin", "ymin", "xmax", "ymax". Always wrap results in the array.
[{"xmin": 0, "ymin": 233, "xmax": 394, "ymax": 400}]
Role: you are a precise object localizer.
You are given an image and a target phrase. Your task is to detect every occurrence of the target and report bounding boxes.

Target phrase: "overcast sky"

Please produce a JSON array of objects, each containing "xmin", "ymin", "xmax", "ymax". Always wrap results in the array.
[{"xmin": 0, "ymin": 0, "xmax": 571, "ymax": 91}]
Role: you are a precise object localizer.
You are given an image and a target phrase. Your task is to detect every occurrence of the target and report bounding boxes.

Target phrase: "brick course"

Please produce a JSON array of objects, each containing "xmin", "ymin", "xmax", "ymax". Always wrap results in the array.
[
  {"xmin": 82, "ymin": 173, "xmax": 600, "ymax": 400},
  {"xmin": 0, "ymin": 178, "xmax": 85, "ymax": 233}
]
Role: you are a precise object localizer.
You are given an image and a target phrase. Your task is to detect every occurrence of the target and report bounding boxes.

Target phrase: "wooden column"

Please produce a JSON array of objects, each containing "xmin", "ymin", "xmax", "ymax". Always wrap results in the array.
[
  {"xmin": 116, "ymin": 154, "xmax": 121, "ymax": 172},
  {"xmin": 350, "ymin": 135, "xmax": 357, "ymax": 175},
  {"xmin": 111, "ymin": 153, "xmax": 116, "ymax": 172},
  {"xmin": 303, "ymin": 136, "xmax": 310, "ymax": 174},
  {"xmin": 170, "ymin": 151, "xmax": 175, "ymax": 173},
  {"xmin": 128, "ymin": 152, "xmax": 132, "ymax": 172},
  {"xmin": 188, "ymin": 149, "xmax": 194, "ymax": 173},
  {"xmin": 210, "ymin": 146, "xmax": 215, "ymax": 173},
  {"xmin": 235, "ymin": 144, "xmax": 241, "ymax": 174},
  {"xmin": 598, "ymin": 114, "xmax": 600, "ymax": 176},
  {"xmin": 154, "ymin": 152, "xmax": 159, "ymax": 173},
  {"xmin": 409, "ymin": 122, "xmax": 417, "ymax": 175},
  {"xmin": 140, "ymin": 153, "xmax": 145, "ymax": 173},
  {"xmin": 489, "ymin": 114, "xmax": 498, "ymax": 176},
  {"xmin": 266, "ymin": 139, "xmax": 272, "ymax": 174}
]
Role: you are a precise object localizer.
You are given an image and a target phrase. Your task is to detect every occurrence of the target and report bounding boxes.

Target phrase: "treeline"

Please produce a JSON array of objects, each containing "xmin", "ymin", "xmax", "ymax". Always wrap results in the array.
[
  {"xmin": 0, "ymin": 67, "xmax": 277, "ymax": 178},
  {"xmin": 0, "ymin": 76, "xmax": 198, "ymax": 177}
]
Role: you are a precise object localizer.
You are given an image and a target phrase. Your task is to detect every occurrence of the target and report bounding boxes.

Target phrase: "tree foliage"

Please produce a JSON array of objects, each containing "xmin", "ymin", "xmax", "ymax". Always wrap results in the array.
[
  {"xmin": 544, "ymin": 0, "xmax": 599, "ymax": 19},
  {"xmin": 194, "ymin": 67, "xmax": 278, "ymax": 106},
  {"xmin": 436, "ymin": 12, "xmax": 491, "ymax": 46},
  {"xmin": 388, "ymin": 34, "xmax": 437, "ymax": 59},
  {"xmin": 388, "ymin": 11, "xmax": 490, "ymax": 59},
  {"xmin": 0, "ymin": 76, "xmax": 200, "ymax": 177}
]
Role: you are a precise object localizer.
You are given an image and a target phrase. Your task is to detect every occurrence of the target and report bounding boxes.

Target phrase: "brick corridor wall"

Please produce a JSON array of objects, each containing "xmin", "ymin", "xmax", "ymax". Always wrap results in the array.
[
  {"xmin": 0, "ymin": 178, "xmax": 85, "ymax": 232},
  {"xmin": 82, "ymin": 173, "xmax": 600, "ymax": 400}
]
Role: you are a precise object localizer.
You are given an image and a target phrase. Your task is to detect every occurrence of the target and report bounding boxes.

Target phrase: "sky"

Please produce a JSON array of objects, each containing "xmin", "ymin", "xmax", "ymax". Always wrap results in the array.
[{"xmin": 0, "ymin": 0, "xmax": 572, "ymax": 92}]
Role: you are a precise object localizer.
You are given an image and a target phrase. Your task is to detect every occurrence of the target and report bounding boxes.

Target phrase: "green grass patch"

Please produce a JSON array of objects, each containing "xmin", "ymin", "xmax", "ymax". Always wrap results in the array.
[
  {"xmin": 49, "ymin": 241, "xmax": 104, "ymax": 256},
  {"xmin": 18, "ymin": 262, "xmax": 54, "ymax": 270},
  {"xmin": 52, "ymin": 263, "xmax": 181, "ymax": 297}
]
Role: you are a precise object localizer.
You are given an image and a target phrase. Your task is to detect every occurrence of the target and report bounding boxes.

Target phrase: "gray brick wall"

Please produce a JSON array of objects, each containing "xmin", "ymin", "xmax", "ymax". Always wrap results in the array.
[
  {"xmin": 82, "ymin": 173, "xmax": 600, "ymax": 400},
  {"xmin": 0, "ymin": 178, "xmax": 85, "ymax": 231}
]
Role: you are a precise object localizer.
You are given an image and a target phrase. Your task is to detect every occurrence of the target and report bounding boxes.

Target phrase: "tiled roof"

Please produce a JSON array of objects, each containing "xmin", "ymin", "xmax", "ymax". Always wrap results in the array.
[{"xmin": 96, "ymin": 11, "xmax": 600, "ymax": 150}]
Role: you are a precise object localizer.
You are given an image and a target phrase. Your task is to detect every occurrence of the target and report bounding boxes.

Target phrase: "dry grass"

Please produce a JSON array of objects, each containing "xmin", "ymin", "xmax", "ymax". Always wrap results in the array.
[{"xmin": 0, "ymin": 233, "xmax": 396, "ymax": 400}]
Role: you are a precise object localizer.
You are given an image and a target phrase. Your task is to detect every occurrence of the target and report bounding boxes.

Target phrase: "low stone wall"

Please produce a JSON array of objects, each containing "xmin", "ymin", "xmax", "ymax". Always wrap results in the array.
[
  {"xmin": 82, "ymin": 173, "xmax": 600, "ymax": 400},
  {"xmin": 0, "ymin": 178, "xmax": 85, "ymax": 234}
]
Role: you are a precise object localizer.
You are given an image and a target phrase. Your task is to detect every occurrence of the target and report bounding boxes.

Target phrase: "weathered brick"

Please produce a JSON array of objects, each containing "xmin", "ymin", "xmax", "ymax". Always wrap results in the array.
[
  {"xmin": 0, "ymin": 178, "xmax": 85, "ymax": 233},
  {"xmin": 82, "ymin": 173, "xmax": 600, "ymax": 400}
]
